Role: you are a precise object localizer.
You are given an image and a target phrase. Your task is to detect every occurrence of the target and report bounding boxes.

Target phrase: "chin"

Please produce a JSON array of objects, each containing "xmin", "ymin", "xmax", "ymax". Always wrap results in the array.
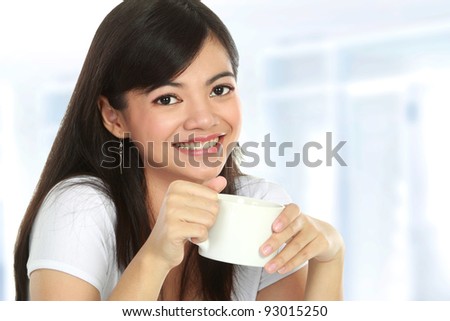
[{"xmin": 177, "ymin": 163, "xmax": 225, "ymax": 184}]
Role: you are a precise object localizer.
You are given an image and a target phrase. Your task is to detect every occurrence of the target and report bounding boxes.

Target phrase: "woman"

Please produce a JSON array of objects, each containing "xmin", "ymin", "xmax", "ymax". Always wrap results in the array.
[{"xmin": 14, "ymin": 0, "xmax": 344, "ymax": 300}]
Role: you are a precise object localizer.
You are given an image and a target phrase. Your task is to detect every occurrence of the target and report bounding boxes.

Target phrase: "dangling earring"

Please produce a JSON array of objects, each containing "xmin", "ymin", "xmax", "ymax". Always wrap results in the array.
[{"xmin": 119, "ymin": 139, "xmax": 123, "ymax": 175}]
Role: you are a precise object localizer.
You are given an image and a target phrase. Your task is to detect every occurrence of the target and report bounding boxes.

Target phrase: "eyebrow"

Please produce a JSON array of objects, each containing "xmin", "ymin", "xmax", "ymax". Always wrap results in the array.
[{"xmin": 162, "ymin": 71, "xmax": 236, "ymax": 88}]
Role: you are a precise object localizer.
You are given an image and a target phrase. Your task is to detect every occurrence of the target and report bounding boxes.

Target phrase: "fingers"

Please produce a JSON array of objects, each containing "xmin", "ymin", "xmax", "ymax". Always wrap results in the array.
[
  {"xmin": 159, "ymin": 178, "xmax": 224, "ymax": 242},
  {"xmin": 168, "ymin": 179, "xmax": 220, "ymax": 200},
  {"xmin": 260, "ymin": 204, "xmax": 331, "ymax": 274},
  {"xmin": 164, "ymin": 180, "xmax": 222, "ymax": 225},
  {"xmin": 173, "ymin": 221, "xmax": 210, "ymax": 244},
  {"xmin": 168, "ymin": 176, "xmax": 227, "ymax": 197},
  {"xmin": 167, "ymin": 205, "xmax": 218, "ymax": 229},
  {"xmin": 164, "ymin": 192, "xmax": 219, "ymax": 216},
  {"xmin": 271, "ymin": 203, "xmax": 302, "ymax": 233},
  {"xmin": 260, "ymin": 204, "xmax": 304, "ymax": 256},
  {"xmin": 265, "ymin": 228, "xmax": 328, "ymax": 274},
  {"xmin": 148, "ymin": 178, "xmax": 227, "ymax": 269},
  {"xmin": 202, "ymin": 176, "xmax": 227, "ymax": 193}
]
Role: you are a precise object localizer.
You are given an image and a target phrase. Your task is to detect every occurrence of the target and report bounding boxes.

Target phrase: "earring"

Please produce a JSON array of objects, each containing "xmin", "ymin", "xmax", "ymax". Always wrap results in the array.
[{"xmin": 119, "ymin": 139, "xmax": 123, "ymax": 175}]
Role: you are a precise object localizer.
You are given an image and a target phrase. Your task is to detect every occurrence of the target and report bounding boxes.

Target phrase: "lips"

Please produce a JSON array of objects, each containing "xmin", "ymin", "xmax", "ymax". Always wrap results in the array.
[
  {"xmin": 173, "ymin": 137, "xmax": 219, "ymax": 150},
  {"xmin": 172, "ymin": 134, "xmax": 224, "ymax": 153}
]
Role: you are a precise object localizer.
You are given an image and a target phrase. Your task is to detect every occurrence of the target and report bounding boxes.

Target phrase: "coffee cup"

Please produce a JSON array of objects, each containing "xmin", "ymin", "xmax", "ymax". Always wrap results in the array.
[{"xmin": 197, "ymin": 193, "xmax": 285, "ymax": 267}]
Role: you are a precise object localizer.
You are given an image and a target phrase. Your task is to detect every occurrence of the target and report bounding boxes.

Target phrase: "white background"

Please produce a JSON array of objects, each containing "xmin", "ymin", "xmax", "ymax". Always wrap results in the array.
[{"xmin": 1, "ymin": 0, "xmax": 450, "ymax": 300}]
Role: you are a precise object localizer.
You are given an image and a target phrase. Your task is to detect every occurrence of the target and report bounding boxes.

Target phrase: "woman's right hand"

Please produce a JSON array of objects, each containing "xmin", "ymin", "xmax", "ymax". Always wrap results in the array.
[{"xmin": 145, "ymin": 176, "xmax": 227, "ymax": 270}]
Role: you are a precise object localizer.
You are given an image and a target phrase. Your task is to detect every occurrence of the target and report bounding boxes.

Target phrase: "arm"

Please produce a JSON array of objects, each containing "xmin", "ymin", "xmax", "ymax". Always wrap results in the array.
[
  {"xmin": 30, "ymin": 270, "xmax": 100, "ymax": 300},
  {"xmin": 107, "ymin": 247, "xmax": 171, "ymax": 300},
  {"xmin": 256, "ymin": 264, "xmax": 308, "ymax": 300},
  {"xmin": 304, "ymin": 248, "xmax": 344, "ymax": 300},
  {"xmin": 29, "ymin": 177, "xmax": 226, "ymax": 301},
  {"xmin": 108, "ymin": 177, "xmax": 227, "ymax": 300},
  {"xmin": 29, "ymin": 248, "xmax": 171, "ymax": 300}
]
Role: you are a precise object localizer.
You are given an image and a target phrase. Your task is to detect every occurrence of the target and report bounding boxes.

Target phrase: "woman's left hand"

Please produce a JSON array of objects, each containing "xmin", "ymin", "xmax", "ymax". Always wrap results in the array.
[{"xmin": 260, "ymin": 203, "xmax": 344, "ymax": 274}]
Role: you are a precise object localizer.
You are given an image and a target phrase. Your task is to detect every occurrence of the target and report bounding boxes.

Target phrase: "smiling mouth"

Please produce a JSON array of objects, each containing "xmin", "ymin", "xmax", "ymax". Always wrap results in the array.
[{"xmin": 172, "ymin": 135, "xmax": 224, "ymax": 151}]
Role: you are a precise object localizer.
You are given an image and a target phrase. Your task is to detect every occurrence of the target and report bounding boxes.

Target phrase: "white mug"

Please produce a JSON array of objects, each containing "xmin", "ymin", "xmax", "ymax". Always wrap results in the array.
[{"xmin": 197, "ymin": 193, "xmax": 285, "ymax": 267}]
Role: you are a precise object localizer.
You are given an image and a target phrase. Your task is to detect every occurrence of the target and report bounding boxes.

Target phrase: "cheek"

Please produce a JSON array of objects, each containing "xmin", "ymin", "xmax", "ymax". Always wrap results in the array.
[
  {"xmin": 126, "ymin": 117, "xmax": 171, "ymax": 161},
  {"xmin": 127, "ymin": 112, "xmax": 177, "ymax": 143},
  {"xmin": 226, "ymin": 100, "xmax": 242, "ymax": 137},
  {"xmin": 222, "ymin": 101, "xmax": 242, "ymax": 156}
]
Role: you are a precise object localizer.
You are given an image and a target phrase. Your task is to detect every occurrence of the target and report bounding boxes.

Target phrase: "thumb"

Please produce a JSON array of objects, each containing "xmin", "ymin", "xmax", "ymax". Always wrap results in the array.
[{"xmin": 203, "ymin": 176, "xmax": 227, "ymax": 193}]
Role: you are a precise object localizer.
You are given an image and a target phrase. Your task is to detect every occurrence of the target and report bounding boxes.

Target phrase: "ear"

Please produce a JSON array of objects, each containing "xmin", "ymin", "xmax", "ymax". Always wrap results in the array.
[{"xmin": 98, "ymin": 95, "xmax": 128, "ymax": 139}]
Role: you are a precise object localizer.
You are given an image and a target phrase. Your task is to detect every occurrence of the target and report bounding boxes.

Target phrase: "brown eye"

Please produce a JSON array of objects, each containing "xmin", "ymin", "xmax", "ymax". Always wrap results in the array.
[
  {"xmin": 210, "ymin": 85, "xmax": 232, "ymax": 97},
  {"xmin": 154, "ymin": 95, "xmax": 181, "ymax": 106}
]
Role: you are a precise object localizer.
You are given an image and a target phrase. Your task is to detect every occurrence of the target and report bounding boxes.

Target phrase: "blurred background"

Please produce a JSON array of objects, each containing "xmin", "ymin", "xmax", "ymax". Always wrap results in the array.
[{"xmin": 1, "ymin": 0, "xmax": 450, "ymax": 300}]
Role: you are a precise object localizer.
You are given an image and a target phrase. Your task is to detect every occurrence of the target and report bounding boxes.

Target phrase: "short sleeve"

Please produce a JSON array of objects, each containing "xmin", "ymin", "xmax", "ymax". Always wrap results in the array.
[{"xmin": 27, "ymin": 178, "xmax": 117, "ymax": 296}]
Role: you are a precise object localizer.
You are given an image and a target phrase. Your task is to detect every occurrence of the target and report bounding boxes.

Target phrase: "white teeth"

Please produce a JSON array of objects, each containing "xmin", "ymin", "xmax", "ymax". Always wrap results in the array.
[{"xmin": 175, "ymin": 137, "xmax": 219, "ymax": 150}]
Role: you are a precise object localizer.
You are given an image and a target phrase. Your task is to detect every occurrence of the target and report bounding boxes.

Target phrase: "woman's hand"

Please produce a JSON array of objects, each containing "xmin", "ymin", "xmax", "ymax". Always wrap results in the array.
[
  {"xmin": 260, "ymin": 204, "xmax": 344, "ymax": 274},
  {"xmin": 144, "ymin": 176, "xmax": 227, "ymax": 270}
]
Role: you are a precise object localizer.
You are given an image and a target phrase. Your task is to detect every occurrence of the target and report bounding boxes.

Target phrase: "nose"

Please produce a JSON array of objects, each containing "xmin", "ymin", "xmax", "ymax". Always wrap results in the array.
[{"xmin": 183, "ymin": 100, "xmax": 218, "ymax": 130}]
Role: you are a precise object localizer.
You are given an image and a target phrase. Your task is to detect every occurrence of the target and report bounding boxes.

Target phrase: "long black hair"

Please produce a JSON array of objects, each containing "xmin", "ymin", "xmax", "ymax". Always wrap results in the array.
[{"xmin": 14, "ymin": 0, "xmax": 241, "ymax": 300}]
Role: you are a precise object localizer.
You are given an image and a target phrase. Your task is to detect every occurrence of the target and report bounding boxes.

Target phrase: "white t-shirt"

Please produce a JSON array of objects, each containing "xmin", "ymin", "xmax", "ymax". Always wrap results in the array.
[{"xmin": 27, "ymin": 175, "xmax": 305, "ymax": 300}]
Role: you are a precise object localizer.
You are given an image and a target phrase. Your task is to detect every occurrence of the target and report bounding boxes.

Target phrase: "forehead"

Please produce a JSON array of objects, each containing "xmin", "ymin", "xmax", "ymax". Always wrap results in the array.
[{"xmin": 176, "ymin": 36, "xmax": 234, "ymax": 77}]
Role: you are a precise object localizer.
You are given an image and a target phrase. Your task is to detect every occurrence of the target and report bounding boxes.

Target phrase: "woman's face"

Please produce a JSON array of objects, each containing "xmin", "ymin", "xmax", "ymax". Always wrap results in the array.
[{"xmin": 120, "ymin": 37, "xmax": 242, "ymax": 184}]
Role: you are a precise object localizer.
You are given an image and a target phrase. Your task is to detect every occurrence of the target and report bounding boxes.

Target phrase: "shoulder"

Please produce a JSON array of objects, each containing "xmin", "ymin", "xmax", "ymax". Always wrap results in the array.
[
  {"xmin": 44, "ymin": 175, "xmax": 112, "ymax": 206},
  {"xmin": 235, "ymin": 175, "xmax": 292, "ymax": 205},
  {"xmin": 36, "ymin": 175, "xmax": 116, "ymax": 231},
  {"xmin": 29, "ymin": 176, "xmax": 118, "ymax": 295},
  {"xmin": 45, "ymin": 175, "xmax": 109, "ymax": 202}
]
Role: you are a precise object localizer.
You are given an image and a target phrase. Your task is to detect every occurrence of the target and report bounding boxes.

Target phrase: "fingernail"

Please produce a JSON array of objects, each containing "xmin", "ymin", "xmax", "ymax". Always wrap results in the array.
[
  {"xmin": 273, "ymin": 221, "xmax": 283, "ymax": 232},
  {"xmin": 261, "ymin": 245, "xmax": 273, "ymax": 256},
  {"xmin": 266, "ymin": 263, "xmax": 278, "ymax": 273},
  {"xmin": 278, "ymin": 266, "xmax": 287, "ymax": 274}
]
